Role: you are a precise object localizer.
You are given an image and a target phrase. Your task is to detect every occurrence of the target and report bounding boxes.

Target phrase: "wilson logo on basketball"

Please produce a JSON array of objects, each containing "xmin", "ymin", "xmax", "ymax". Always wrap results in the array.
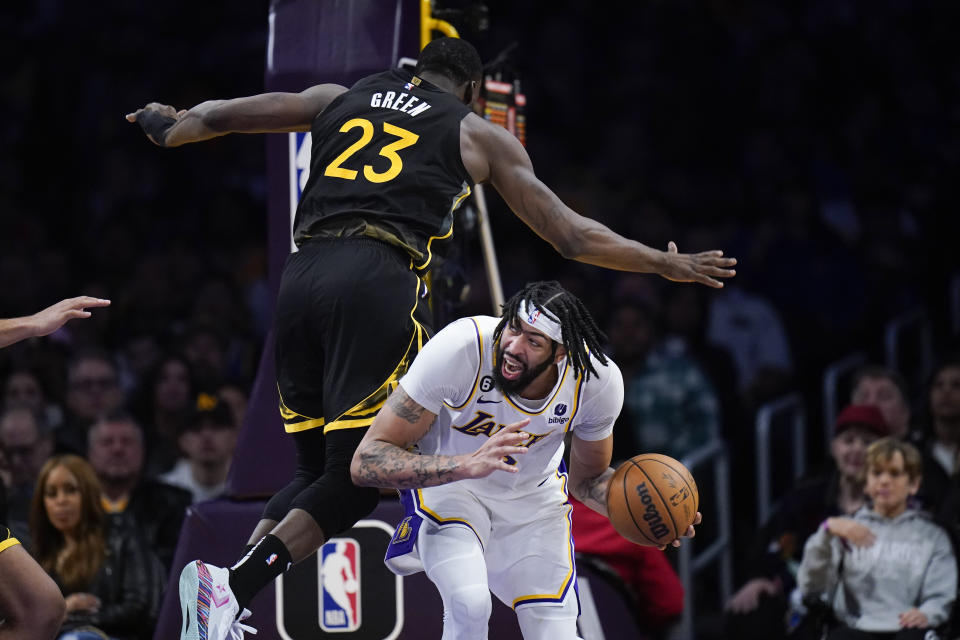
[{"xmin": 635, "ymin": 481, "xmax": 670, "ymax": 539}]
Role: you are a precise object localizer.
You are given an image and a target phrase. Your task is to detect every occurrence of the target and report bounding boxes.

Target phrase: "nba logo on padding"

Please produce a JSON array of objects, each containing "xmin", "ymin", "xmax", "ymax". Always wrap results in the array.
[{"xmin": 320, "ymin": 538, "xmax": 361, "ymax": 632}]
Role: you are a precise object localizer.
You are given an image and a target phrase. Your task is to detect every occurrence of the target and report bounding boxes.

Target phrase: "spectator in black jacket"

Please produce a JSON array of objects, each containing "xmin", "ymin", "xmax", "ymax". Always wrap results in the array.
[
  {"xmin": 86, "ymin": 412, "xmax": 191, "ymax": 574},
  {"xmin": 915, "ymin": 360, "xmax": 960, "ymax": 514},
  {"xmin": 29, "ymin": 454, "xmax": 159, "ymax": 640}
]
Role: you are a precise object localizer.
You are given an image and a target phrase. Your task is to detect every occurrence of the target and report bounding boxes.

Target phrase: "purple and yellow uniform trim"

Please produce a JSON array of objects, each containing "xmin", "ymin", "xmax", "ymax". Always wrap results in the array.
[
  {"xmin": 512, "ymin": 468, "xmax": 576, "ymax": 609},
  {"xmin": 413, "ymin": 488, "xmax": 485, "ymax": 551},
  {"xmin": 564, "ymin": 372, "xmax": 586, "ymax": 434},
  {"xmin": 0, "ymin": 526, "xmax": 20, "ymax": 554},
  {"xmin": 444, "ymin": 318, "xmax": 483, "ymax": 410},
  {"xmin": 280, "ymin": 276, "xmax": 426, "ymax": 434}
]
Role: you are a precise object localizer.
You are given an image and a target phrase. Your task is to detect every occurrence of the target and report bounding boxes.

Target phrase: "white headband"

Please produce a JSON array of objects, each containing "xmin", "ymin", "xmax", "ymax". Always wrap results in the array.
[{"xmin": 517, "ymin": 299, "xmax": 563, "ymax": 344}]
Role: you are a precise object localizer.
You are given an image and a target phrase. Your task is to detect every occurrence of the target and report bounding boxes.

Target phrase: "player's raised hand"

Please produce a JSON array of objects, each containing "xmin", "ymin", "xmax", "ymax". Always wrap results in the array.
[
  {"xmin": 659, "ymin": 511, "xmax": 702, "ymax": 550},
  {"xmin": 458, "ymin": 418, "xmax": 531, "ymax": 479},
  {"xmin": 30, "ymin": 296, "xmax": 111, "ymax": 338},
  {"xmin": 659, "ymin": 241, "xmax": 737, "ymax": 288},
  {"xmin": 126, "ymin": 102, "xmax": 186, "ymax": 146}
]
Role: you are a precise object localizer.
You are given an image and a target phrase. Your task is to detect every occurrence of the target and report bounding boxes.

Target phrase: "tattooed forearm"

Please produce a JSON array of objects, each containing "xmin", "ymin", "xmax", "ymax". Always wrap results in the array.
[
  {"xmin": 571, "ymin": 467, "xmax": 614, "ymax": 516},
  {"xmin": 385, "ymin": 387, "xmax": 427, "ymax": 424},
  {"xmin": 353, "ymin": 440, "xmax": 462, "ymax": 489}
]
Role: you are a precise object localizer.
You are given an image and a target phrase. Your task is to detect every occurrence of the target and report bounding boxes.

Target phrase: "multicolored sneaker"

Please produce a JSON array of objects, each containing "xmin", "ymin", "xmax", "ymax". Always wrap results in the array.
[{"xmin": 179, "ymin": 560, "xmax": 256, "ymax": 639}]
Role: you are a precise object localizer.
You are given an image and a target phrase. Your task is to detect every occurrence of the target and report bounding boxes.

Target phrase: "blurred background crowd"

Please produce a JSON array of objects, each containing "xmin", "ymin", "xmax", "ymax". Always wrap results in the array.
[{"xmin": 1, "ymin": 0, "xmax": 959, "ymax": 638}]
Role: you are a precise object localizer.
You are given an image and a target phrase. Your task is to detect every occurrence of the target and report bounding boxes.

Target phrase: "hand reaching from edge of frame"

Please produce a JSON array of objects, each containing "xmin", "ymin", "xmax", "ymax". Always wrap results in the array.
[
  {"xmin": 125, "ymin": 102, "xmax": 187, "ymax": 146},
  {"xmin": 28, "ymin": 296, "xmax": 111, "ymax": 338},
  {"xmin": 659, "ymin": 241, "xmax": 737, "ymax": 289}
]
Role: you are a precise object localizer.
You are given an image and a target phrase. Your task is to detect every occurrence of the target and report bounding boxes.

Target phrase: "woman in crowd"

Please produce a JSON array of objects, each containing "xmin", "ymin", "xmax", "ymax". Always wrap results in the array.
[{"xmin": 30, "ymin": 454, "xmax": 158, "ymax": 640}]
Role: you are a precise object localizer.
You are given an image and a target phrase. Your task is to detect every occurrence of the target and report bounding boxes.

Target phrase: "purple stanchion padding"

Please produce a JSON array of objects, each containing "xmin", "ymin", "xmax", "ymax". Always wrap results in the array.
[
  {"xmin": 269, "ymin": 0, "xmax": 419, "ymax": 84},
  {"xmin": 154, "ymin": 500, "xmax": 273, "ymax": 640},
  {"xmin": 230, "ymin": 0, "xmax": 422, "ymax": 498},
  {"xmin": 223, "ymin": 331, "xmax": 295, "ymax": 498}
]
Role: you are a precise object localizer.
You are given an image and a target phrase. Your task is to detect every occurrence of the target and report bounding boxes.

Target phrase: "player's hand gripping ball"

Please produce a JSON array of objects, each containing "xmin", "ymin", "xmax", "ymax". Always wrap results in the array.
[{"xmin": 606, "ymin": 453, "xmax": 699, "ymax": 547}]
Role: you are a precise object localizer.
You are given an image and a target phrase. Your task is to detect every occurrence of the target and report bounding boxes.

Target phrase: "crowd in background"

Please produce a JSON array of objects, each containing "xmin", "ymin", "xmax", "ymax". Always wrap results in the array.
[{"xmin": 1, "ymin": 0, "xmax": 959, "ymax": 638}]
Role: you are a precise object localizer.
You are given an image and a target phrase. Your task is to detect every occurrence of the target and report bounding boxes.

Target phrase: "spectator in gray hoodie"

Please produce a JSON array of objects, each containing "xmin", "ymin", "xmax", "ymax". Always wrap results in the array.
[{"xmin": 797, "ymin": 438, "xmax": 956, "ymax": 639}]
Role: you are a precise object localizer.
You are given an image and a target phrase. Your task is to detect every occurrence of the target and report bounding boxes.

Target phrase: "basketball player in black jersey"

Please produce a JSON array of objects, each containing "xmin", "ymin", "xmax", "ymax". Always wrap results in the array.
[
  {"xmin": 128, "ymin": 37, "xmax": 736, "ymax": 639},
  {"xmin": 0, "ymin": 296, "xmax": 109, "ymax": 639}
]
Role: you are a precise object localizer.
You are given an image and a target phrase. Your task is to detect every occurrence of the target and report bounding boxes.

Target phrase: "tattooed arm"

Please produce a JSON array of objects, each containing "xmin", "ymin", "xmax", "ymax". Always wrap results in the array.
[
  {"xmin": 568, "ymin": 433, "xmax": 615, "ymax": 517},
  {"xmin": 350, "ymin": 385, "xmax": 531, "ymax": 489}
]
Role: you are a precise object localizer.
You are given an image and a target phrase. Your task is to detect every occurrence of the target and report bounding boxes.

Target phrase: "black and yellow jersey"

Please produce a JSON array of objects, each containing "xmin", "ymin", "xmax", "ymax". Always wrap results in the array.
[{"xmin": 294, "ymin": 68, "xmax": 475, "ymax": 271}]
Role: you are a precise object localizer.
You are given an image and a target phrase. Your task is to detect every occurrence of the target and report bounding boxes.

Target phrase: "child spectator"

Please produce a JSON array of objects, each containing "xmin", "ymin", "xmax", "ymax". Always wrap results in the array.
[
  {"xmin": 725, "ymin": 404, "xmax": 890, "ymax": 639},
  {"xmin": 797, "ymin": 438, "xmax": 956, "ymax": 639}
]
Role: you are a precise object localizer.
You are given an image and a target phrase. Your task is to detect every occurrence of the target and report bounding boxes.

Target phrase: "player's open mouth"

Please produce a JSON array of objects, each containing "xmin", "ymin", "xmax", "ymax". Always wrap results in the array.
[{"xmin": 501, "ymin": 353, "xmax": 525, "ymax": 379}]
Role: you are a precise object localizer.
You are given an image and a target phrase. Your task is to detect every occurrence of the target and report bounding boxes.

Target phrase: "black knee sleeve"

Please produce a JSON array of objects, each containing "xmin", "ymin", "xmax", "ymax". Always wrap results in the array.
[
  {"xmin": 292, "ymin": 473, "xmax": 381, "ymax": 537},
  {"xmin": 268, "ymin": 426, "xmax": 380, "ymax": 536}
]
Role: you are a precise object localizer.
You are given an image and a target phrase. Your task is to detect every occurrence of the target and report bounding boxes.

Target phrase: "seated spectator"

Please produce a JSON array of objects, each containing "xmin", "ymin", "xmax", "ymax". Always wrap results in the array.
[
  {"xmin": 216, "ymin": 382, "xmax": 248, "ymax": 430},
  {"xmin": 58, "ymin": 351, "xmax": 123, "ymax": 457},
  {"xmin": 705, "ymin": 284, "xmax": 794, "ymax": 410},
  {"xmin": 570, "ymin": 494, "xmax": 684, "ymax": 638},
  {"xmin": 4, "ymin": 368, "xmax": 45, "ymax": 412},
  {"xmin": 86, "ymin": 413, "xmax": 192, "ymax": 574},
  {"xmin": 29, "ymin": 454, "xmax": 161, "ymax": 640},
  {"xmin": 130, "ymin": 352, "xmax": 196, "ymax": 477},
  {"xmin": 3, "ymin": 367, "xmax": 64, "ymax": 431},
  {"xmin": 115, "ymin": 331, "xmax": 162, "ymax": 397},
  {"xmin": 181, "ymin": 319, "xmax": 230, "ymax": 392},
  {"xmin": 159, "ymin": 393, "xmax": 238, "ymax": 503},
  {"xmin": 850, "ymin": 365, "xmax": 916, "ymax": 443},
  {"xmin": 0, "ymin": 406, "xmax": 54, "ymax": 546},
  {"xmin": 724, "ymin": 404, "xmax": 890, "ymax": 640},
  {"xmin": 934, "ymin": 466, "xmax": 960, "ymax": 640},
  {"xmin": 915, "ymin": 360, "xmax": 960, "ymax": 513},
  {"xmin": 797, "ymin": 438, "xmax": 957, "ymax": 639},
  {"xmin": 610, "ymin": 297, "xmax": 721, "ymax": 462},
  {"xmin": 662, "ymin": 284, "xmax": 745, "ymax": 451}
]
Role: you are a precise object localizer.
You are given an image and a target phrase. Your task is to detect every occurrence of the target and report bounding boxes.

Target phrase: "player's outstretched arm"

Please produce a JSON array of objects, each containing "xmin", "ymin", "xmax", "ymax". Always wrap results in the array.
[
  {"xmin": 0, "ymin": 296, "xmax": 111, "ymax": 348},
  {"xmin": 125, "ymin": 83, "xmax": 348, "ymax": 147},
  {"xmin": 351, "ymin": 386, "xmax": 531, "ymax": 489},
  {"xmin": 462, "ymin": 115, "xmax": 737, "ymax": 288},
  {"xmin": 568, "ymin": 434, "xmax": 615, "ymax": 517}
]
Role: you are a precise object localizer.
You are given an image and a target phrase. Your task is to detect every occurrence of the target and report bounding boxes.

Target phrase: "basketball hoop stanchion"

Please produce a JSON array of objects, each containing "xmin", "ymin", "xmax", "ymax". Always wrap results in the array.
[
  {"xmin": 421, "ymin": 0, "xmax": 460, "ymax": 49},
  {"xmin": 419, "ymin": 4, "xmax": 521, "ymax": 315},
  {"xmin": 473, "ymin": 184, "xmax": 504, "ymax": 312},
  {"xmin": 473, "ymin": 76, "xmax": 526, "ymax": 313}
]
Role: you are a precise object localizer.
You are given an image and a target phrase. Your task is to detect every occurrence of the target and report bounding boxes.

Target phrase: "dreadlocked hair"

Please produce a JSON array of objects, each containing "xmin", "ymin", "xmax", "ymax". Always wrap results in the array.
[{"xmin": 493, "ymin": 281, "xmax": 609, "ymax": 381}]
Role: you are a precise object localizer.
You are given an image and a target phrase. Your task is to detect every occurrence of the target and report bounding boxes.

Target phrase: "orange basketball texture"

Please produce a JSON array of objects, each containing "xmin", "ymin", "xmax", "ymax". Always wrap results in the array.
[{"xmin": 605, "ymin": 454, "xmax": 700, "ymax": 546}]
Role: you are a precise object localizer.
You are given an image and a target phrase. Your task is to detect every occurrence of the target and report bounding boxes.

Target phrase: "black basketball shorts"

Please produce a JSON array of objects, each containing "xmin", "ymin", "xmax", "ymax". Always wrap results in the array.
[{"xmin": 274, "ymin": 237, "xmax": 432, "ymax": 434}]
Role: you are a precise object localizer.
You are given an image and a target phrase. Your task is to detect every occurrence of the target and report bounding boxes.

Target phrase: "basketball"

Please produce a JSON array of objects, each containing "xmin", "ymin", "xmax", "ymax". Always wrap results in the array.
[{"xmin": 606, "ymin": 453, "xmax": 700, "ymax": 547}]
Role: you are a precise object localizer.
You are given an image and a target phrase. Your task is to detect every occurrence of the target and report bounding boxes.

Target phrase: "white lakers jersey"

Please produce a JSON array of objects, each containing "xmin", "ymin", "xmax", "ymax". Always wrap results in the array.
[{"xmin": 399, "ymin": 315, "xmax": 624, "ymax": 494}]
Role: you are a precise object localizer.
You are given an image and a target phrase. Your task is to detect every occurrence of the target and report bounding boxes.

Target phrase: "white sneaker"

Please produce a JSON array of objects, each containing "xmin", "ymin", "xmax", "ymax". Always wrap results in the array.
[
  {"xmin": 229, "ymin": 609, "xmax": 257, "ymax": 639},
  {"xmin": 179, "ymin": 560, "xmax": 257, "ymax": 640}
]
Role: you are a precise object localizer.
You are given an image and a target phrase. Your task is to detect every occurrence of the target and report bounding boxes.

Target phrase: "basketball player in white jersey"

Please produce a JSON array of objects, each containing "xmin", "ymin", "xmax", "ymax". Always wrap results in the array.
[{"xmin": 351, "ymin": 281, "xmax": 700, "ymax": 640}]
